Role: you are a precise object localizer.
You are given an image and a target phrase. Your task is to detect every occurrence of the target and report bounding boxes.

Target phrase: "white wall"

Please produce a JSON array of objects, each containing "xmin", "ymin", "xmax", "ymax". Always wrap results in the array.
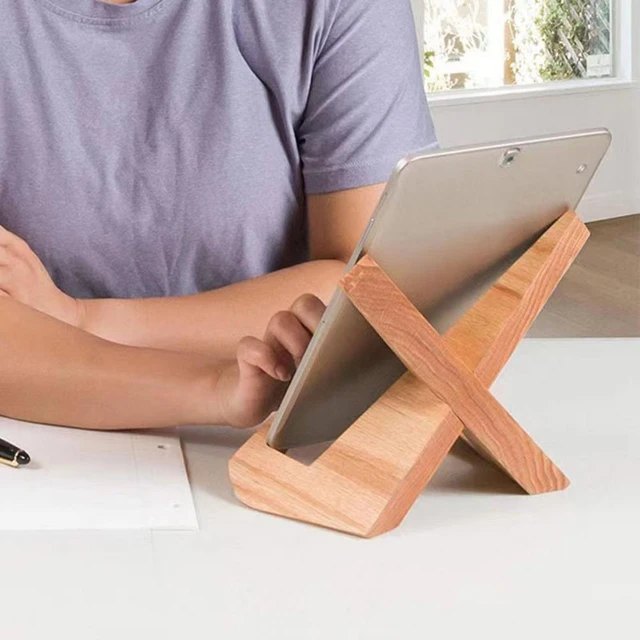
[{"xmin": 413, "ymin": 0, "xmax": 640, "ymax": 222}]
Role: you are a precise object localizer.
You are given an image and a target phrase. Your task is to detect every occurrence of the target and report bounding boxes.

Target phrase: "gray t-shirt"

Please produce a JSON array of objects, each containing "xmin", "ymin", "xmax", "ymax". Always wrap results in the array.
[{"xmin": 0, "ymin": 0, "xmax": 437, "ymax": 298}]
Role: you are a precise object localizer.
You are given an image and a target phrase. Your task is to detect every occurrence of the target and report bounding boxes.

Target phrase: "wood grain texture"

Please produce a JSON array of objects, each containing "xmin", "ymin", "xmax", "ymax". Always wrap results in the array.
[
  {"xmin": 443, "ymin": 211, "xmax": 590, "ymax": 467},
  {"xmin": 229, "ymin": 211, "xmax": 587, "ymax": 536},
  {"xmin": 230, "ymin": 373, "xmax": 463, "ymax": 537},
  {"xmin": 342, "ymin": 256, "xmax": 569, "ymax": 495}
]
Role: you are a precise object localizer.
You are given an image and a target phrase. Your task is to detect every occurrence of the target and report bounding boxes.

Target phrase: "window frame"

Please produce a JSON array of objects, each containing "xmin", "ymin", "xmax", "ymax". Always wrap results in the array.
[{"xmin": 413, "ymin": 0, "xmax": 638, "ymax": 107}]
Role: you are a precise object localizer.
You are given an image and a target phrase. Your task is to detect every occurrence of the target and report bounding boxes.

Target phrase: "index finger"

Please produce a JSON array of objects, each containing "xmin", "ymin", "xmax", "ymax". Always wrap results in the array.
[{"xmin": 289, "ymin": 294, "xmax": 326, "ymax": 334}]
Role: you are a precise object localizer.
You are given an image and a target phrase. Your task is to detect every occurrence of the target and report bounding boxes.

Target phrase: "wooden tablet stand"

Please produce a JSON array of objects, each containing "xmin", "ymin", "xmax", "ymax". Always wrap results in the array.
[{"xmin": 229, "ymin": 211, "xmax": 589, "ymax": 537}]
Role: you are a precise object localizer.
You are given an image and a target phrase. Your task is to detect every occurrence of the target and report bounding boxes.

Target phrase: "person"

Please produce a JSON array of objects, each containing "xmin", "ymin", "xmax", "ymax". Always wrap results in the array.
[{"xmin": 0, "ymin": 0, "xmax": 437, "ymax": 430}]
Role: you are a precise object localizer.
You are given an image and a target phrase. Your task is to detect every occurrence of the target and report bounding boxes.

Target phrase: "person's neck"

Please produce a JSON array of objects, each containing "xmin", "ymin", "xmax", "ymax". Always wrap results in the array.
[{"xmin": 101, "ymin": 0, "xmax": 137, "ymax": 5}]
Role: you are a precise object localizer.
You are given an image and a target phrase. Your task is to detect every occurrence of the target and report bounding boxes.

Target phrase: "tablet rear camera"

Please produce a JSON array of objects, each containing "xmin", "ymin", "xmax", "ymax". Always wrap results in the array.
[{"xmin": 500, "ymin": 148, "xmax": 521, "ymax": 168}]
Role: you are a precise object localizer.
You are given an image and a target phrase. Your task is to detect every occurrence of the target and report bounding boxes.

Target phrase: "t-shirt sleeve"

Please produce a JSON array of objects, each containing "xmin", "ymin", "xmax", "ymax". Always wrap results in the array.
[{"xmin": 297, "ymin": 0, "xmax": 438, "ymax": 194}]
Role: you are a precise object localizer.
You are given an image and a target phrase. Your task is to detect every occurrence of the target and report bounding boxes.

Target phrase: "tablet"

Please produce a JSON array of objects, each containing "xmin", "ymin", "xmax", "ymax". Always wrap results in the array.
[{"xmin": 268, "ymin": 129, "xmax": 611, "ymax": 450}]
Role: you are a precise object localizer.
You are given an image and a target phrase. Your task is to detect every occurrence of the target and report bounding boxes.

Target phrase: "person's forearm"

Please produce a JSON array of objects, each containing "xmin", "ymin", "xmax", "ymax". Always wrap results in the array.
[
  {"xmin": 79, "ymin": 259, "xmax": 347, "ymax": 360},
  {"xmin": 0, "ymin": 298, "xmax": 221, "ymax": 430}
]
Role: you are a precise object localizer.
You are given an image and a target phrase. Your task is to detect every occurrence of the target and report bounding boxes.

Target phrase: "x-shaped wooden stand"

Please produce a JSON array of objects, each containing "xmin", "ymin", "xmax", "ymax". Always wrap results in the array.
[{"xmin": 229, "ymin": 211, "xmax": 589, "ymax": 537}]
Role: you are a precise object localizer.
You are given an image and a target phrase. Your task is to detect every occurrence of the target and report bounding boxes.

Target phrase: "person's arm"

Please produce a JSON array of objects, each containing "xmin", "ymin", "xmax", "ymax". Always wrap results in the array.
[
  {"xmin": 0, "ymin": 293, "xmax": 325, "ymax": 430},
  {"xmin": 0, "ymin": 185, "xmax": 382, "ymax": 360},
  {"xmin": 78, "ymin": 184, "xmax": 382, "ymax": 358}
]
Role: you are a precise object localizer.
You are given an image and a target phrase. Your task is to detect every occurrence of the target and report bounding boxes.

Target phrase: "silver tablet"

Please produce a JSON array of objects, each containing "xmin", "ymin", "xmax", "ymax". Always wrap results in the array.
[{"xmin": 268, "ymin": 129, "xmax": 611, "ymax": 450}]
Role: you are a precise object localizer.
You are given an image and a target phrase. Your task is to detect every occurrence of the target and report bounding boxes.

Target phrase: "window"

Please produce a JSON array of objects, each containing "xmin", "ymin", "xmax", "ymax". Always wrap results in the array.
[{"xmin": 422, "ymin": 0, "xmax": 615, "ymax": 92}]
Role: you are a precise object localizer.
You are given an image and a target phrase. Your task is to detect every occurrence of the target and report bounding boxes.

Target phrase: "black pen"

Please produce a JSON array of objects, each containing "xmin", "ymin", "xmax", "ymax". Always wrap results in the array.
[{"xmin": 0, "ymin": 436, "xmax": 31, "ymax": 468}]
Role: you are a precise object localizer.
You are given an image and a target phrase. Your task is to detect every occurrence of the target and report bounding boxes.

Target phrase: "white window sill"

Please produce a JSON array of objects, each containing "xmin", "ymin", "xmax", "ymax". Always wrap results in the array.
[{"xmin": 427, "ymin": 77, "xmax": 638, "ymax": 108}]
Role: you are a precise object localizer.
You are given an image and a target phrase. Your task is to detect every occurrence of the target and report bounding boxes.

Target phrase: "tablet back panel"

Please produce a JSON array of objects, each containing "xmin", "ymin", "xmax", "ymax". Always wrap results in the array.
[{"xmin": 268, "ymin": 129, "xmax": 611, "ymax": 450}]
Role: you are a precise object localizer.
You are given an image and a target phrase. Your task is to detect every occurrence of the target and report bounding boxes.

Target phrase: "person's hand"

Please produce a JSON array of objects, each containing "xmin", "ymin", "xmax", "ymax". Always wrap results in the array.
[
  {"xmin": 215, "ymin": 294, "xmax": 326, "ymax": 429},
  {"xmin": 0, "ymin": 225, "xmax": 81, "ymax": 326}
]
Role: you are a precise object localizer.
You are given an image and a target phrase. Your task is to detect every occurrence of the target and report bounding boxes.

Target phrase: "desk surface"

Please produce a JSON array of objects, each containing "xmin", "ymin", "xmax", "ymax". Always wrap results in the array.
[{"xmin": 2, "ymin": 339, "xmax": 639, "ymax": 640}]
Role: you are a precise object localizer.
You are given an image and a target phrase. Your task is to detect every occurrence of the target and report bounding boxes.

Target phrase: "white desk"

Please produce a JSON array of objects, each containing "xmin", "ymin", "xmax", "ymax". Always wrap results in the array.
[{"xmin": 2, "ymin": 339, "xmax": 638, "ymax": 639}]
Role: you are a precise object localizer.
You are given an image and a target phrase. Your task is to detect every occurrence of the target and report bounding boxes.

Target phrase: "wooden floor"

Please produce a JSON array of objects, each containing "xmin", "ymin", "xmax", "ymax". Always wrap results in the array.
[{"xmin": 529, "ymin": 214, "xmax": 640, "ymax": 338}]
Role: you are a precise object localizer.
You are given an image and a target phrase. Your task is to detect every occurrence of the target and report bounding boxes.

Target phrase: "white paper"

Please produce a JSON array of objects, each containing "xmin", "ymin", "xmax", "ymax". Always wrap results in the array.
[{"xmin": 0, "ymin": 416, "xmax": 198, "ymax": 531}]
